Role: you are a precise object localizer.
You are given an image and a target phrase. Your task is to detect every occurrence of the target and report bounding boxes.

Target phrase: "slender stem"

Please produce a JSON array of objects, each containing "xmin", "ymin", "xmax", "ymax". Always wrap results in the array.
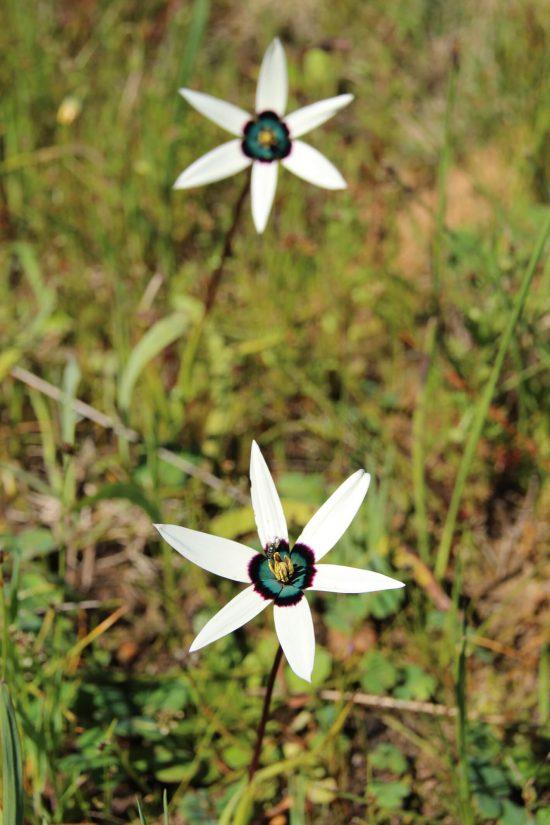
[
  {"xmin": 248, "ymin": 644, "xmax": 283, "ymax": 781},
  {"xmin": 435, "ymin": 213, "xmax": 550, "ymax": 579},
  {"xmin": 0, "ymin": 551, "xmax": 9, "ymax": 681},
  {"xmin": 412, "ymin": 318, "xmax": 437, "ymax": 562},
  {"xmin": 432, "ymin": 45, "xmax": 459, "ymax": 305},
  {"xmin": 413, "ymin": 48, "xmax": 458, "ymax": 566},
  {"xmin": 177, "ymin": 178, "xmax": 250, "ymax": 398},
  {"xmin": 455, "ymin": 618, "xmax": 474, "ymax": 824},
  {"xmin": 203, "ymin": 177, "xmax": 250, "ymax": 315}
]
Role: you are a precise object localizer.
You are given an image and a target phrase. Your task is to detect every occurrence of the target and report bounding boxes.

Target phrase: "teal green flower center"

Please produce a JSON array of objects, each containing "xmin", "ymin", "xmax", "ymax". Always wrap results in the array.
[
  {"xmin": 242, "ymin": 111, "xmax": 291, "ymax": 162},
  {"xmin": 249, "ymin": 542, "xmax": 316, "ymax": 606}
]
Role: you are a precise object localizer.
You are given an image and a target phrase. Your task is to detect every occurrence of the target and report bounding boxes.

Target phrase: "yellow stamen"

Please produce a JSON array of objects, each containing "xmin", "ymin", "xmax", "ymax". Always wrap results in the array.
[
  {"xmin": 258, "ymin": 128, "xmax": 276, "ymax": 147},
  {"xmin": 268, "ymin": 552, "xmax": 294, "ymax": 583}
]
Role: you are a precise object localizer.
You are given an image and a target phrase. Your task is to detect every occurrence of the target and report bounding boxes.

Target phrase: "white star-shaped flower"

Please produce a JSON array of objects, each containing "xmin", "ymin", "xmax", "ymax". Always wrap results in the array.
[
  {"xmin": 174, "ymin": 38, "xmax": 353, "ymax": 233},
  {"xmin": 155, "ymin": 442, "xmax": 404, "ymax": 682}
]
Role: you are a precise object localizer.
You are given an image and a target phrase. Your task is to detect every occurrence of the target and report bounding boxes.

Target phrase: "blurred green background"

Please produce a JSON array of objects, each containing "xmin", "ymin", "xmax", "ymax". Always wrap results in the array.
[{"xmin": 1, "ymin": 0, "xmax": 549, "ymax": 822}]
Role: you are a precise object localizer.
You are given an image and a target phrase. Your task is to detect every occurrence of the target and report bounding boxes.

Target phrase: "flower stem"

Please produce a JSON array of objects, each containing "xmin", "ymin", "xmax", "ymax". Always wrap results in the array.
[
  {"xmin": 177, "ymin": 178, "xmax": 250, "ymax": 398},
  {"xmin": 203, "ymin": 177, "xmax": 250, "ymax": 315},
  {"xmin": 248, "ymin": 644, "xmax": 283, "ymax": 781}
]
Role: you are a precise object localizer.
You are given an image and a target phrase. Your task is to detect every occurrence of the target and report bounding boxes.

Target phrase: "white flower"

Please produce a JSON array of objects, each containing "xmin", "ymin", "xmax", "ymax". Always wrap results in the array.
[
  {"xmin": 174, "ymin": 38, "xmax": 353, "ymax": 233},
  {"xmin": 155, "ymin": 442, "xmax": 404, "ymax": 682}
]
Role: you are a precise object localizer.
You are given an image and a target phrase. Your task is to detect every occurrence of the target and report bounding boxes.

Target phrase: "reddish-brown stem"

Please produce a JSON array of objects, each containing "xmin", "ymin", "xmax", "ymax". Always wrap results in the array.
[
  {"xmin": 203, "ymin": 178, "xmax": 250, "ymax": 315},
  {"xmin": 248, "ymin": 644, "xmax": 283, "ymax": 781}
]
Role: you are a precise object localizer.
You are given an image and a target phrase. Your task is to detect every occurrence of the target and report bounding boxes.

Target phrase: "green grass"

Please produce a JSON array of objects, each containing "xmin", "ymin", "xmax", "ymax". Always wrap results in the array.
[{"xmin": 1, "ymin": 0, "xmax": 549, "ymax": 822}]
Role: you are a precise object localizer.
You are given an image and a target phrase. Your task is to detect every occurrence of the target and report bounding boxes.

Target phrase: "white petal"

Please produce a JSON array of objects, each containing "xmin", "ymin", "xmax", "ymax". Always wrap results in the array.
[
  {"xmin": 250, "ymin": 441, "xmax": 288, "ymax": 550},
  {"xmin": 282, "ymin": 140, "xmax": 347, "ymax": 189},
  {"xmin": 309, "ymin": 564, "xmax": 405, "ymax": 593},
  {"xmin": 251, "ymin": 162, "xmax": 278, "ymax": 233},
  {"xmin": 154, "ymin": 524, "xmax": 255, "ymax": 583},
  {"xmin": 295, "ymin": 470, "xmax": 370, "ymax": 561},
  {"xmin": 256, "ymin": 38, "xmax": 288, "ymax": 116},
  {"xmin": 173, "ymin": 140, "xmax": 251, "ymax": 189},
  {"xmin": 179, "ymin": 88, "xmax": 251, "ymax": 136},
  {"xmin": 285, "ymin": 94, "xmax": 354, "ymax": 138},
  {"xmin": 274, "ymin": 598, "xmax": 315, "ymax": 682},
  {"xmin": 189, "ymin": 585, "xmax": 269, "ymax": 652}
]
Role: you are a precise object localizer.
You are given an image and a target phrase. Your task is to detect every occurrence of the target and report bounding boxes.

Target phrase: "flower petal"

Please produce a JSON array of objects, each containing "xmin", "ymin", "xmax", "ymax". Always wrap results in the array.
[
  {"xmin": 274, "ymin": 598, "xmax": 315, "ymax": 682},
  {"xmin": 250, "ymin": 441, "xmax": 288, "ymax": 550},
  {"xmin": 173, "ymin": 140, "xmax": 251, "ymax": 189},
  {"xmin": 179, "ymin": 88, "xmax": 251, "ymax": 136},
  {"xmin": 256, "ymin": 38, "xmax": 288, "ymax": 116},
  {"xmin": 309, "ymin": 564, "xmax": 405, "ymax": 593},
  {"xmin": 282, "ymin": 140, "xmax": 347, "ymax": 189},
  {"xmin": 285, "ymin": 93, "xmax": 354, "ymax": 138},
  {"xmin": 295, "ymin": 470, "xmax": 370, "ymax": 561},
  {"xmin": 251, "ymin": 162, "xmax": 278, "ymax": 233},
  {"xmin": 189, "ymin": 585, "xmax": 270, "ymax": 652},
  {"xmin": 154, "ymin": 524, "xmax": 255, "ymax": 582}
]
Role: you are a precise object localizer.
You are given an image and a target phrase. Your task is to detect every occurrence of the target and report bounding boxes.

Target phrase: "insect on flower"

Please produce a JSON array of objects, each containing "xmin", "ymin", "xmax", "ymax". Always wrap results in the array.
[
  {"xmin": 174, "ymin": 39, "xmax": 354, "ymax": 233},
  {"xmin": 155, "ymin": 442, "xmax": 404, "ymax": 682}
]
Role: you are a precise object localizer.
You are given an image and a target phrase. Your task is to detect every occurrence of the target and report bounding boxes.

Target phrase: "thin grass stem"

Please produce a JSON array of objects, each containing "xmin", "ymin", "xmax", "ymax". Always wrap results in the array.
[
  {"xmin": 456, "ymin": 621, "xmax": 474, "ymax": 824},
  {"xmin": 435, "ymin": 213, "xmax": 550, "ymax": 579},
  {"xmin": 413, "ymin": 49, "xmax": 458, "ymax": 565},
  {"xmin": 412, "ymin": 318, "xmax": 437, "ymax": 562}
]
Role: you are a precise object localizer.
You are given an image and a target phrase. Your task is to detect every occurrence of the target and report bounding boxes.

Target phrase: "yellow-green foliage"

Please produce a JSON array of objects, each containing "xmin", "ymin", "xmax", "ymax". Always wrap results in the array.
[{"xmin": 0, "ymin": 0, "xmax": 548, "ymax": 822}]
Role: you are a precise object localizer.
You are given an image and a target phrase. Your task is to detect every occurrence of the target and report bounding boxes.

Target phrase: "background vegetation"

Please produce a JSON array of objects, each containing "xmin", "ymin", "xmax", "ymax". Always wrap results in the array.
[{"xmin": 1, "ymin": 0, "xmax": 548, "ymax": 822}]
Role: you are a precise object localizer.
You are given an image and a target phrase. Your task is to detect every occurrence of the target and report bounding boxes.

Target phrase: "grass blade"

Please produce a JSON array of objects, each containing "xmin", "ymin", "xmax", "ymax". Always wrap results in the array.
[
  {"xmin": 0, "ymin": 684, "xmax": 24, "ymax": 825},
  {"xmin": 455, "ymin": 624, "xmax": 474, "ymax": 825},
  {"xmin": 135, "ymin": 797, "xmax": 147, "ymax": 825},
  {"xmin": 412, "ymin": 318, "xmax": 437, "ymax": 562},
  {"xmin": 60, "ymin": 356, "xmax": 81, "ymax": 446},
  {"xmin": 539, "ymin": 642, "xmax": 549, "ymax": 724},
  {"xmin": 435, "ymin": 214, "xmax": 550, "ymax": 579},
  {"xmin": 117, "ymin": 312, "xmax": 189, "ymax": 413},
  {"xmin": 162, "ymin": 789, "xmax": 169, "ymax": 825},
  {"xmin": 177, "ymin": 0, "xmax": 210, "ymax": 90}
]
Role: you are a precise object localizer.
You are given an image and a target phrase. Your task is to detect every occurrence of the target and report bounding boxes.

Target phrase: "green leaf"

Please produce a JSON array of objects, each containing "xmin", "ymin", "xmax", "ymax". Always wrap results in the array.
[
  {"xmin": 5, "ymin": 528, "xmax": 56, "ymax": 560},
  {"xmin": 435, "ymin": 214, "xmax": 550, "ymax": 578},
  {"xmin": 61, "ymin": 356, "xmax": 81, "ymax": 446},
  {"xmin": 118, "ymin": 313, "xmax": 189, "ymax": 412},
  {"xmin": 209, "ymin": 506, "xmax": 256, "ymax": 540},
  {"xmin": 360, "ymin": 651, "xmax": 398, "ymax": 694},
  {"xmin": 394, "ymin": 665, "xmax": 437, "ymax": 701},
  {"xmin": 0, "ymin": 684, "xmax": 24, "ymax": 825},
  {"xmin": 286, "ymin": 647, "xmax": 332, "ymax": 692},
  {"xmin": 474, "ymin": 792, "xmax": 502, "ymax": 819},
  {"xmin": 176, "ymin": 0, "xmax": 210, "ymax": 89},
  {"xmin": 79, "ymin": 482, "xmax": 161, "ymax": 523},
  {"xmin": 324, "ymin": 593, "xmax": 370, "ymax": 633},
  {"xmin": 136, "ymin": 798, "xmax": 148, "ymax": 825},
  {"xmin": 222, "ymin": 743, "xmax": 251, "ymax": 770},
  {"xmin": 210, "ymin": 500, "xmax": 314, "ymax": 541},
  {"xmin": 369, "ymin": 743, "xmax": 408, "ymax": 776},
  {"xmin": 162, "ymin": 789, "xmax": 169, "ymax": 825},
  {"xmin": 366, "ymin": 586, "xmax": 405, "ymax": 620},
  {"xmin": 306, "ymin": 777, "xmax": 337, "ymax": 804},
  {"xmin": 500, "ymin": 800, "xmax": 529, "ymax": 825},
  {"xmin": 369, "ymin": 779, "xmax": 410, "ymax": 810},
  {"xmin": 276, "ymin": 472, "xmax": 325, "ymax": 504},
  {"xmin": 155, "ymin": 764, "xmax": 187, "ymax": 782}
]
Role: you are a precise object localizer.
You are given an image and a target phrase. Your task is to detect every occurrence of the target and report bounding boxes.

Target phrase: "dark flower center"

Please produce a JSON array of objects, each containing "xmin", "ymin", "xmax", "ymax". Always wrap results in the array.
[
  {"xmin": 249, "ymin": 541, "xmax": 316, "ymax": 606},
  {"xmin": 242, "ymin": 111, "xmax": 291, "ymax": 162}
]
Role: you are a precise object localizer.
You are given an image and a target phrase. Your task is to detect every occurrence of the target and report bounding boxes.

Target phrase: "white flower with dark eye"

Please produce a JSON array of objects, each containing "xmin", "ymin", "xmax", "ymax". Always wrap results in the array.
[
  {"xmin": 155, "ymin": 442, "xmax": 404, "ymax": 682},
  {"xmin": 174, "ymin": 38, "xmax": 353, "ymax": 233}
]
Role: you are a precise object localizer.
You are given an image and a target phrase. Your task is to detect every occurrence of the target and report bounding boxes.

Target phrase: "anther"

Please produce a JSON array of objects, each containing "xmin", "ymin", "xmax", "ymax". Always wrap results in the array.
[
  {"xmin": 268, "ymin": 551, "xmax": 294, "ymax": 583},
  {"xmin": 258, "ymin": 129, "xmax": 276, "ymax": 147}
]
